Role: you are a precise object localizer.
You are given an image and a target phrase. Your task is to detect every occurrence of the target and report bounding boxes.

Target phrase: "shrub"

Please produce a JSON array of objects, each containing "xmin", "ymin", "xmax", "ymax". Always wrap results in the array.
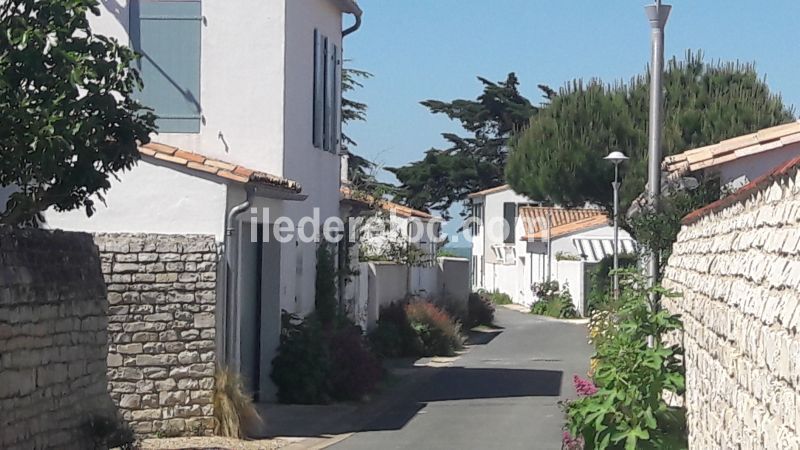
[
  {"xmin": 405, "ymin": 300, "xmax": 464, "ymax": 357},
  {"xmin": 587, "ymin": 254, "xmax": 639, "ymax": 313},
  {"xmin": 481, "ymin": 290, "xmax": 513, "ymax": 305},
  {"xmin": 564, "ymin": 270, "xmax": 686, "ymax": 449},
  {"xmin": 434, "ymin": 295, "xmax": 469, "ymax": 325},
  {"xmin": 271, "ymin": 312, "xmax": 331, "ymax": 404},
  {"xmin": 272, "ymin": 311, "xmax": 383, "ymax": 404},
  {"xmin": 370, "ymin": 300, "xmax": 464, "ymax": 358},
  {"xmin": 466, "ymin": 292, "xmax": 495, "ymax": 327},
  {"xmin": 530, "ymin": 281, "xmax": 578, "ymax": 318},
  {"xmin": 214, "ymin": 367, "xmax": 262, "ymax": 438},
  {"xmin": 329, "ymin": 323, "xmax": 383, "ymax": 401},
  {"xmin": 84, "ymin": 414, "xmax": 138, "ymax": 450}
]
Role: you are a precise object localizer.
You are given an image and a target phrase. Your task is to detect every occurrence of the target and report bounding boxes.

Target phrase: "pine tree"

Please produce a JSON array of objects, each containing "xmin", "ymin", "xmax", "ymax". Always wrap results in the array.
[{"xmin": 506, "ymin": 51, "xmax": 795, "ymax": 211}]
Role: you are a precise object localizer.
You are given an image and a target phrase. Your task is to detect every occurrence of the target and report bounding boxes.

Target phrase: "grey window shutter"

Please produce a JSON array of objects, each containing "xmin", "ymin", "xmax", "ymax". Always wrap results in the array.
[
  {"xmin": 132, "ymin": 0, "xmax": 202, "ymax": 133},
  {"xmin": 332, "ymin": 43, "xmax": 342, "ymax": 154},
  {"xmin": 312, "ymin": 29, "xmax": 324, "ymax": 148},
  {"xmin": 503, "ymin": 203, "xmax": 516, "ymax": 243},
  {"xmin": 324, "ymin": 38, "xmax": 337, "ymax": 153},
  {"xmin": 321, "ymin": 36, "xmax": 330, "ymax": 152}
]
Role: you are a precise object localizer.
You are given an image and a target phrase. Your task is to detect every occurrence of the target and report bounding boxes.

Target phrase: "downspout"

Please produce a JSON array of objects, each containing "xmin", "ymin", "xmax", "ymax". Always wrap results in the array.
[
  {"xmin": 224, "ymin": 193, "xmax": 252, "ymax": 370},
  {"xmin": 342, "ymin": 8, "xmax": 362, "ymax": 37}
]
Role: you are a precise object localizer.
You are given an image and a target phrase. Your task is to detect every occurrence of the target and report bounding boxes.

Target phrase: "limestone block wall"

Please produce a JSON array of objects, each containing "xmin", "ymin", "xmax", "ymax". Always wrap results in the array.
[
  {"xmin": 0, "ymin": 227, "xmax": 114, "ymax": 450},
  {"xmin": 95, "ymin": 234, "xmax": 218, "ymax": 437},
  {"xmin": 663, "ymin": 167, "xmax": 800, "ymax": 449}
]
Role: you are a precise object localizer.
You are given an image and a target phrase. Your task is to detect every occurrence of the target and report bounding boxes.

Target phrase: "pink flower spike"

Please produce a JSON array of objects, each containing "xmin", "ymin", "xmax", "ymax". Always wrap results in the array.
[{"xmin": 573, "ymin": 374, "xmax": 598, "ymax": 396}]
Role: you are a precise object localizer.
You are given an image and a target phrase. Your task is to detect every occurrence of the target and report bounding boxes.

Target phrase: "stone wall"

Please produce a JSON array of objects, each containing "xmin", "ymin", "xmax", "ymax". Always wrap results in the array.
[
  {"xmin": 96, "ymin": 233, "xmax": 218, "ymax": 437},
  {"xmin": 0, "ymin": 227, "xmax": 114, "ymax": 450},
  {"xmin": 663, "ymin": 166, "xmax": 800, "ymax": 449}
]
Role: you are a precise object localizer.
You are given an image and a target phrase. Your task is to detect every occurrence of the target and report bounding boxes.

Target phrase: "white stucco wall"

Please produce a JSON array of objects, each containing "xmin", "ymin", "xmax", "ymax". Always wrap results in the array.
[
  {"xmin": 44, "ymin": 162, "xmax": 228, "ymax": 238},
  {"xmin": 277, "ymin": 0, "xmax": 348, "ymax": 316},
  {"xmin": 711, "ymin": 143, "xmax": 800, "ymax": 191},
  {"xmin": 480, "ymin": 224, "xmax": 634, "ymax": 312},
  {"xmin": 89, "ymin": 1, "xmax": 288, "ymax": 176}
]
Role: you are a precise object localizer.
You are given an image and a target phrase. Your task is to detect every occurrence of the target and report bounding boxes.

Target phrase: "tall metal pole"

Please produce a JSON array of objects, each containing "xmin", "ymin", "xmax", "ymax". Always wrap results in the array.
[
  {"xmin": 644, "ymin": 1, "xmax": 671, "ymax": 297},
  {"xmin": 612, "ymin": 164, "xmax": 620, "ymax": 301}
]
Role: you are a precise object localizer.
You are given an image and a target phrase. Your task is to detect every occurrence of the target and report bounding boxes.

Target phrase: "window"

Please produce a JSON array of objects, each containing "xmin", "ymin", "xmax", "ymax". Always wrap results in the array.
[
  {"xmin": 503, "ymin": 202, "xmax": 516, "ymax": 243},
  {"xmin": 131, "ymin": 1, "xmax": 202, "ymax": 133},
  {"xmin": 313, "ymin": 29, "xmax": 341, "ymax": 153}
]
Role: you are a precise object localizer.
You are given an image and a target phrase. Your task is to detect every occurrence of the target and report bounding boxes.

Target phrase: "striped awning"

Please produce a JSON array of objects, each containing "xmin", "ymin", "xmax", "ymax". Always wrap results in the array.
[{"xmin": 572, "ymin": 238, "xmax": 637, "ymax": 263}]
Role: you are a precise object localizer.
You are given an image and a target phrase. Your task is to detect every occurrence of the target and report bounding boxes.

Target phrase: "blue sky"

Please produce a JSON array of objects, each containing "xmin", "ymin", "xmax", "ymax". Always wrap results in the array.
[{"xmin": 343, "ymin": 1, "xmax": 800, "ymax": 242}]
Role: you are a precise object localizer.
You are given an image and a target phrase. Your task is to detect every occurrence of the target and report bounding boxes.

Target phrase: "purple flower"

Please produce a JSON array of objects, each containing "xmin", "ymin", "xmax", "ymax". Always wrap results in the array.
[
  {"xmin": 562, "ymin": 431, "xmax": 584, "ymax": 450},
  {"xmin": 573, "ymin": 375, "xmax": 598, "ymax": 396}
]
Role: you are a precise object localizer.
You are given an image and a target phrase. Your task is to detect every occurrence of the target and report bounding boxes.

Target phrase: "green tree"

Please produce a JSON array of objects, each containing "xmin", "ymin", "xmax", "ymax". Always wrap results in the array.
[
  {"xmin": 389, "ymin": 74, "xmax": 545, "ymax": 217},
  {"xmin": 341, "ymin": 65, "xmax": 394, "ymax": 195},
  {"xmin": 0, "ymin": 0, "xmax": 156, "ymax": 226},
  {"xmin": 506, "ymin": 51, "xmax": 795, "ymax": 212}
]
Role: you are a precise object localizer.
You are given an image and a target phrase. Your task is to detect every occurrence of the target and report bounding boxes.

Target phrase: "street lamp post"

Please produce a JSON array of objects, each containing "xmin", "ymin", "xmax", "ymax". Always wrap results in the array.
[
  {"xmin": 605, "ymin": 151, "xmax": 628, "ymax": 300},
  {"xmin": 645, "ymin": 0, "xmax": 671, "ymax": 297}
]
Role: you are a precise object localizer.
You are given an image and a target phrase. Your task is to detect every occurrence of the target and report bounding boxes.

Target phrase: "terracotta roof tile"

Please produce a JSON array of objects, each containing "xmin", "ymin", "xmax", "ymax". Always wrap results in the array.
[
  {"xmin": 205, "ymin": 159, "xmax": 237, "ymax": 171},
  {"xmin": 138, "ymin": 142, "xmax": 301, "ymax": 193},
  {"xmin": 467, "ymin": 184, "xmax": 511, "ymax": 199},
  {"xmin": 543, "ymin": 215, "xmax": 610, "ymax": 240},
  {"xmin": 216, "ymin": 171, "xmax": 249, "ymax": 184},
  {"xmin": 340, "ymin": 186, "xmax": 434, "ymax": 220},
  {"xmin": 520, "ymin": 206, "xmax": 607, "ymax": 240},
  {"xmin": 233, "ymin": 166, "xmax": 255, "ymax": 178},
  {"xmin": 186, "ymin": 161, "xmax": 218, "ymax": 174},
  {"xmin": 153, "ymin": 152, "xmax": 187, "ymax": 165},
  {"xmin": 145, "ymin": 142, "xmax": 178, "ymax": 155},
  {"xmin": 174, "ymin": 150, "xmax": 206, "ymax": 164},
  {"xmin": 664, "ymin": 121, "xmax": 800, "ymax": 175}
]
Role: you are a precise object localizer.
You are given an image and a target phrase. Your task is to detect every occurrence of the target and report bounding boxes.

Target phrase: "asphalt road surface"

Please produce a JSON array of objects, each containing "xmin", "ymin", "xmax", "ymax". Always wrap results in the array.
[{"xmin": 331, "ymin": 308, "xmax": 592, "ymax": 450}]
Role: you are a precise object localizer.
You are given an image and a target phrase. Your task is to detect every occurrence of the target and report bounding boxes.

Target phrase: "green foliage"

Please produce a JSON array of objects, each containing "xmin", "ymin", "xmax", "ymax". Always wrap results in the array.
[
  {"xmin": 530, "ymin": 281, "xmax": 578, "ymax": 318},
  {"xmin": 406, "ymin": 300, "xmax": 464, "ymax": 357},
  {"xmin": 271, "ymin": 312, "xmax": 382, "ymax": 404},
  {"xmin": 625, "ymin": 180, "xmax": 719, "ymax": 273},
  {"xmin": 271, "ymin": 312, "xmax": 331, "ymax": 404},
  {"xmin": 369, "ymin": 300, "xmax": 464, "ymax": 358},
  {"xmin": 479, "ymin": 290, "xmax": 513, "ymax": 305},
  {"xmin": 507, "ymin": 51, "xmax": 794, "ymax": 212},
  {"xmin": 389, "ymin": 74, "xmax": 545, "ymax": 217},
  {"xmin": 315, "ymin": 242, "xmax": 338, "ymax": 326},
  {"xmin": 369, "ymin": 302, "xmax": 423, "ymax": 358},
  {"xmin": 587, "ymin": 254, "xmax": 640, "ymax": 313},
  {"xmin": 467, "ymin": 292, "xmax": 495, "ymax": 328},
  {"xmin": 0, "ymin": 0, "xmax": 156, "ymax": 226},
  {"xmin": 565, "ymin": 271, "xmax": 686, "ymax": 450}
]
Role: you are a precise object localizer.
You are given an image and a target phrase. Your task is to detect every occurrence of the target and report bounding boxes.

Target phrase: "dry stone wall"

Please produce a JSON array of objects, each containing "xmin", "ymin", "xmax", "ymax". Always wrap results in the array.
[
  {"xmin": 96, "ymin": 233, "xmax": 218, "ymax": 437},
  {"xmin": 0, "ymin": 227, "xmax": 114, "ymax": 450},
  {"xmin": 663, "ymin": 167, "xmax": 800, "ymax": 449}
]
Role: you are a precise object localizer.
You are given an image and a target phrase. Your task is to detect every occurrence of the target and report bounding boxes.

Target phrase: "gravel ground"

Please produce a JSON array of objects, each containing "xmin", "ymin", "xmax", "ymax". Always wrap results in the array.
[{"xmin": 139, "ymin": 436, "xmax": 288, "ymax": 450}]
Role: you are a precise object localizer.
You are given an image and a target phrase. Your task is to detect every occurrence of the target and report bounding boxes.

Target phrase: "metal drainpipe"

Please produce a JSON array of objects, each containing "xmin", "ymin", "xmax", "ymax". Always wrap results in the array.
[
  {"xmin": 224, "ymin": 195, "xmax": 252, "ymax": 370},
  {"xmin": 342, "ymin": 9, "xmax": 362, "ymax": 37}
]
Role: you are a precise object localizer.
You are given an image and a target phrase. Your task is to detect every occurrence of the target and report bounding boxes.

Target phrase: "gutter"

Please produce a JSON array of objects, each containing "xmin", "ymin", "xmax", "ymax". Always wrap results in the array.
[
  {"xmin": 342, "ymin": 1, "xmax": 363, "ymax": 37},
  {"xmin": 221, "ymin": 193, "xmax": 252, "ymax": 369}
]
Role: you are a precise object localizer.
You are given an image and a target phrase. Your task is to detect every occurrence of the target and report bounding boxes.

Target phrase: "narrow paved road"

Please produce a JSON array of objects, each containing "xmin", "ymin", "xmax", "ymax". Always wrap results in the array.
[{"xmin": 331, "ymin": 308, "xmax": 592, "ymax": 450}]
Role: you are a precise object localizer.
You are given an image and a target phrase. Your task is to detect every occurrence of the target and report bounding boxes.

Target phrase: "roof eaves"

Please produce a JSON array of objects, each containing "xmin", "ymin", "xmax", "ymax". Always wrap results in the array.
[
  {"xmin": 682, "ymin": 155, "xmax": 800, "ymax": 225},
  {"xmin": 139, "ymin": 142, "xmax": 302, "ymax": 195},
  {"xmin": 467, "ymin": 184, "xmax": 510, "ymax": 199}
]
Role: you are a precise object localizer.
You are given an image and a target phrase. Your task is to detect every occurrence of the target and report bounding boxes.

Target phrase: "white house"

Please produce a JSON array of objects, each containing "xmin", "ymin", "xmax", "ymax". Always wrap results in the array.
[
  {"xmin": 468, "ymin": 185, "xmax": 635, "ymax": 315},
  {"xmin": 662, "ymin": 121, "xmax": 800, "ymax": 192},
  {"xmin": 35, "ymin": 0, "xmax": 363, "ymax": 400},
  {"xmin": 340, "ymin": 186, "xmax": 443, "ymax": 263}
]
